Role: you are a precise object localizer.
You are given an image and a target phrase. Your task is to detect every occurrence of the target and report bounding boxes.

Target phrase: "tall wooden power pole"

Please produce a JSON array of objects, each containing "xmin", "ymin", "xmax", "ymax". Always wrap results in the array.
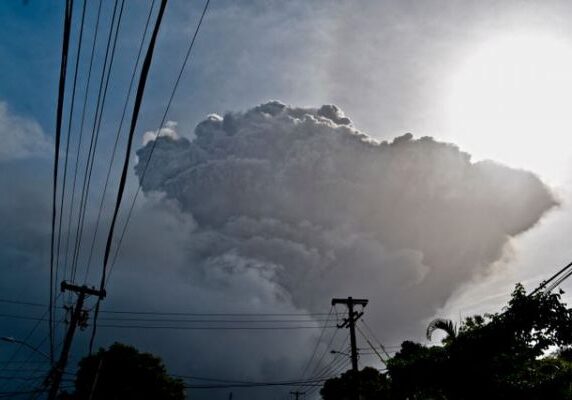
[
  {"xmin": 331, "ymin": 297, "xmax": 368, "ymax": 400},
  {"xmin": 290, "ymin": 390, "xmax": 305, "ymax": 400},
  {"xmin": 46, "ymin": 282, "xmax": 105, "ymax": 400}
]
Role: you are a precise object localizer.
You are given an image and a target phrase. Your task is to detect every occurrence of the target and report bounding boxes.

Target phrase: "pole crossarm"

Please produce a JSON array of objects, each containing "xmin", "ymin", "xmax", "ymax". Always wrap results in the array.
[
  {"xmin": 331, "ymin": 298, "xmax": 368, "ymax": 307},
  {"xmin": 61, "ymin": 281, "xmax": 106, "ymax": 299}
]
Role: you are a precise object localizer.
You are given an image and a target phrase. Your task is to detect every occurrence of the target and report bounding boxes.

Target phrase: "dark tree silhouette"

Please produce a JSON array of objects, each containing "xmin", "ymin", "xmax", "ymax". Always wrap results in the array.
[
  {"xmin": 321, "ymin": 285, "xmax": 572, "ymax": 400},
  {"xmin": 389, "ymin": 284, "xmax": 572, "ymax": 400},
  {"xmin": 320, "ymin": 366, "xmax": 391, "ymax": 400},
  {"xmin": 60, "ymin": 343, "xmax": 184, "ymax": 400}
]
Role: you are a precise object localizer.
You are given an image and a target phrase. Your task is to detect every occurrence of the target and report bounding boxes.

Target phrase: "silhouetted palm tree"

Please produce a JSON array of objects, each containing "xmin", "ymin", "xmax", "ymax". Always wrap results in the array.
[{"xmin": 426, "ymin": 318, "xmax": 457, "ymax": 342}]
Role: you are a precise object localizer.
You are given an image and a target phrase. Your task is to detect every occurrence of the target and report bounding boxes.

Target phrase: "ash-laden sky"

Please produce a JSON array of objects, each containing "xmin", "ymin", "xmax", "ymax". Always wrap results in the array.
[{"xmin": 3, "ymin": 0, "xmax": 572, "ymax": 399}]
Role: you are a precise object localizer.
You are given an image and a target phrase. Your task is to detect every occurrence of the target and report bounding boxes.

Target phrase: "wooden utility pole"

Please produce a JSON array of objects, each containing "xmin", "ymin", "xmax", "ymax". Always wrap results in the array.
[
  {"xmin": 87, "ymin": 358, "xmax": 104, "ymax": 400},
  {"xmin": 331, "ymin": 297, "xmax": 368, "ymax": 400},
  {"xmin": 290, "ymin": 390, "xmax": 305, "ymax": 400},
  {"xmin": 46, "ymin": 282, "xmax": 105, "ymax": 400}
]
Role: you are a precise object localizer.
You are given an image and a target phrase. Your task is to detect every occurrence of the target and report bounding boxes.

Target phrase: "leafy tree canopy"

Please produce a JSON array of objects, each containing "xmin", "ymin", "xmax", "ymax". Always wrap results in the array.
[
  {"xmin": 320, "ymin": 366, "xmax": 391, "ymax": 400},
  {"xmin": 321, "ymin": 284, "xmax": 572, "ymax": 400},
  {"xmin": 60, "ymin": 342, "xmax": 185, "ymax": 400},
  {"xmin": 389, "ymin": 284, "xmax": 572, "ymax": 400}
]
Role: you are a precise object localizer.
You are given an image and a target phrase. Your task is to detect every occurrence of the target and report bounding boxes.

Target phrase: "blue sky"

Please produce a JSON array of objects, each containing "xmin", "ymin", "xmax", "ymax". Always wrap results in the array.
[{"xmin": 0, "ymin": 2, "xmax": 62, "ymax": 130}]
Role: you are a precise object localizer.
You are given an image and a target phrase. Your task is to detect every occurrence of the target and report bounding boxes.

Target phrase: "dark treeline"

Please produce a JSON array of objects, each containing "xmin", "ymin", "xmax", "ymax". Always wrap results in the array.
[{"xmin": 322, "ymin": 284, "xmax": 572, "ymax": 400}]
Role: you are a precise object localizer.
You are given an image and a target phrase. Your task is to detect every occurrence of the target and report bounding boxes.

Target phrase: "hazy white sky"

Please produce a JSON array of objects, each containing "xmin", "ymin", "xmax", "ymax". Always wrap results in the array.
[{"xmin": 298, "ymin": 0, "xmax": 572, "ymax": 321}]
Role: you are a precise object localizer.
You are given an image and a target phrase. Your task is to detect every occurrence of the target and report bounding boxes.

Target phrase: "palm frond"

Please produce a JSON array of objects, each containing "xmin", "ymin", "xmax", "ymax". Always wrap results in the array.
[{"xmin": 426, "ymin": 318, "xmax": 457, "ymax": 341}]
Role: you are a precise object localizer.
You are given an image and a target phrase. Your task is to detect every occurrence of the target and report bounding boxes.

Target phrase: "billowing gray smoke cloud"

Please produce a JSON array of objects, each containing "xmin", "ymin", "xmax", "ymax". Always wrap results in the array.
[{"xmin": 135, "ymin": 101, "xmax": 556, "ymax": 345}]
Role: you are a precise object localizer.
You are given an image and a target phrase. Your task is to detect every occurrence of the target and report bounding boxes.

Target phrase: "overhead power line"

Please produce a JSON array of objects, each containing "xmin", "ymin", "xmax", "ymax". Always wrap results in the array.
[
  {"xmin": 52, "ymin": 0, "xmax": 86, "ymax": 371},
  {"xmin": 63, "ymin": 0, "xmax": 103, "ymax": 283},
  {"xmin": 97, "ymin": 324, "xmax": 337, "ymax": 331},
  {"xmin": 0, "ymin": 297, "xmax": 334, "ymax": 317},
  {"xmin": 50, "ymin": 0, "xmax": 74, "ymax": 365},
  {"xmin": 70, "ymin": 0, "xmax": 124, "ymax": 284},
  {"xmin": 356, "ymin": 325, "xmax": 386, "ymax": 365},
  {"xmin": 55, "ymin": 0, "xmax": 87, "ymax": 305},
  {"xmin": 184, "ymin": 382, "xmax": 325, "ymax": 389},
  {"xmin": 541, "ymin": 261, "xmax": 572, "ymax": 294},
  {"xmin": 99, "ymin": 0, "xmax": 167, "ymax": 290},
  {"xmin": 0, "ymin": 329, "xmax": 53, "ymax": 396},
  {"xmin": 172, "ymin": 372, "xmax": 339, "ymax": 391},
  {"xmin": 303, "ymin": 356, "xmax": 351, "ymax": 399},
  {"xmin": 0, "ymin": 313, "xmax": 61, "ymax": 322},
  {"xmin": 530, "ymin": 260, "xmax": 572, "ymax": 295},
  {"xmin": 307, "ymin": 323, "xmax": 340, "ymax": 377},
  {"xmin": 360, "ymin": 319, "xmax": 391, "ymax": 360},
  {"xmin": 97, "ymin": 317, "xmax": 332, "ymax": 323},
  {"xmin": 98, "ymin": 309, "xmax": 333, "ymax": 317},
  {"xmin": 40, "ymin": 0, "xmax": 169, "ymax": 395},
  {"xmin": 174, "ymin": 375, "xmax": 333, "ymax": 386},
  {"xmin": 0, "ymin": 299, "xmax": 45, "ymax": 308},
  {"xmin": 298, "ymin": 307, "xmax": 334, "ymax": 382},
  {"xmin": 175, "ymin": 371, "xmax": 342, "ymax": 392},
  {"xmin": 106, "ymin": 0, "xmax": 211, "ymax": 285},
  {"xmin": 88, "ymin": 0, "xmax": 168, "ymax": 352},
  {"xmin": 0, "ymin": 311, "xmax": 336, "ymax": 326},
  {"xmin": 0, "ymin": 375, "xmax": 50, "ymax": 381},
  {"xmin": 82, "ymin": 0, "xmax": 157, "ymax": 285},
  {"xmin": 0, "ymin": 293, "xmax": 64, "ymax": 394},
  {"xmin": 298, "ymin": 329, "xmax": 344, "ymax": 397}
]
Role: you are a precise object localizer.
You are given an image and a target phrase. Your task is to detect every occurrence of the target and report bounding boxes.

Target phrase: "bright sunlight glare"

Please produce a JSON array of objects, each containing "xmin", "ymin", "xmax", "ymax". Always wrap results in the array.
[{"xmin": 444, "ymin": 32, "xmax": 572, "ymax": 184}]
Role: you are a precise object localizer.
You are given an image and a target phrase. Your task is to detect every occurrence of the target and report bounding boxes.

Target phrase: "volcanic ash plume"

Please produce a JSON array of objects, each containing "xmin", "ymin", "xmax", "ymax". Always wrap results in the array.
[{"xmin": 135, "ymin": 101, "xmax": 557, "ymax": 340}]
